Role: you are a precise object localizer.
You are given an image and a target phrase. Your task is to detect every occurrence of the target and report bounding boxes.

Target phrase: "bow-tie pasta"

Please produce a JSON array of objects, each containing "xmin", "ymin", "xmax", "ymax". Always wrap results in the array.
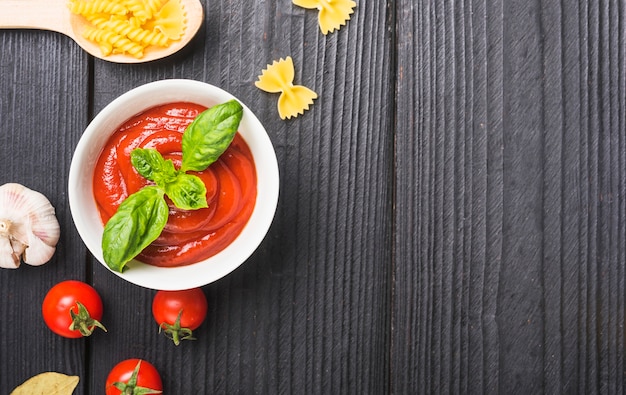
[
  {"xmin": 256, "ymin": 57, "xmax": 318, "ymax": 120},
  {"xmin": 293, "ymin": 0, "xmax": 356, "ymax": 35}
]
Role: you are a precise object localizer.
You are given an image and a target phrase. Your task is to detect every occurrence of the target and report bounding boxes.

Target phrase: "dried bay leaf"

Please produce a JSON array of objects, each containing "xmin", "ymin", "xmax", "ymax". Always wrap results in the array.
[{"xmin": 10, "ymin": 372, "xmax": 79, "ymax": 395}]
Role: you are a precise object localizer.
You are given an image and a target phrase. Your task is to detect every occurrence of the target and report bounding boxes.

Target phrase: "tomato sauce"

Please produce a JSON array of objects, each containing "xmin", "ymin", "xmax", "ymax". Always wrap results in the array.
[{"xmin": 93, "ymin": 102, "xmax": 257, "ymax": 267}]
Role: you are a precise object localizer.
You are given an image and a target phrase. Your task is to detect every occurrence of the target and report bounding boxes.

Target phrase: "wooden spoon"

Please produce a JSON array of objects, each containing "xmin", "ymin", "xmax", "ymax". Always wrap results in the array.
[{"xmin": 0, "ymin": 0, "xmax": 203, "ymax": 63}]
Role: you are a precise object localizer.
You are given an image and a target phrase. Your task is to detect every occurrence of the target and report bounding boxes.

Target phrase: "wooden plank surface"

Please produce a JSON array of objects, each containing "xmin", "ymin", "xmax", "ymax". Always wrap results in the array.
[
  {"xmin": 0, "ymin": 30, "xmax": 90, "ymax": 392},
  {"xmin": 0, "ymin": 0, "xmax": 624, "ymax": 394},
  {"xmin": 86, "ymin": 1, "xmax": 394, "ymax": 394},
  {"xmin": 393, "ymin": 0, "xmax": 625, "ymax": 393}
]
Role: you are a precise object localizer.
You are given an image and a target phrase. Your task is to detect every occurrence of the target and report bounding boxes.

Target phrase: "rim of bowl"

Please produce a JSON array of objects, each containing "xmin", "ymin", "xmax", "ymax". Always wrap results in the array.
[{"xmin": 68, "ymin": 79, "xmax": 279, "ymax": 290}]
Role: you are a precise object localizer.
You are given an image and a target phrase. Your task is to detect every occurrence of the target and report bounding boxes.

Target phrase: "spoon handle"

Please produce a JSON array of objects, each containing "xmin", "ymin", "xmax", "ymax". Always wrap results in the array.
[{"xmin": 0, "ymin": 0, "xmax": 71, "ymax": 35}]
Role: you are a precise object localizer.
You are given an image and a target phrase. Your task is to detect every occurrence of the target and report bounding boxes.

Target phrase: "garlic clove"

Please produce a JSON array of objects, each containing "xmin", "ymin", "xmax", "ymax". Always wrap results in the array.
[
  {"xmin": 0, "ymin": 183, "xmax": 60, "ymax": 267},
  {"xmin": 22, "ymin": 236, "xmax": 57, "ymax": 266},
  {"xmin": 0, "ymin": 236, "xmax": 20, "ymax": 269}
]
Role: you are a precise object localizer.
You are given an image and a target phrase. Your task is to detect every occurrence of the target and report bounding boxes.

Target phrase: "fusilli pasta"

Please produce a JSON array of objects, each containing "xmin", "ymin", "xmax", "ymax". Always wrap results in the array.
[{"xmin": 68, "ymin": 0, "xmax": 186, "ymax": 59}]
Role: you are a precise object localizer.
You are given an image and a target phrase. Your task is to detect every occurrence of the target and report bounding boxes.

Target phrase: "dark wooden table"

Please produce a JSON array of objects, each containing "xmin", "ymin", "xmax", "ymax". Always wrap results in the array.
[{"xmin": 1, "ymin": 1, "xmax": 624, "ymax": 393}]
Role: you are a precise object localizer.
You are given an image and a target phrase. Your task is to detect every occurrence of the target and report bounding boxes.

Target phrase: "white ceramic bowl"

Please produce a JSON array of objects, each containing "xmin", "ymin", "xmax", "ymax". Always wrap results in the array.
[{"xmin": 69, "ymin": 79, "xmax": 279, "ymax": 290}]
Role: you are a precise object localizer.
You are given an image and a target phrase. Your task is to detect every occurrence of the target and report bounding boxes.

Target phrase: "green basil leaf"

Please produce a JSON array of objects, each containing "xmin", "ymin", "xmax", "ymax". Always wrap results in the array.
[
  {"xmin": 181, "ymin": 99, "xmax": 243, "ymax": 172},
  {"xmin": 102, "ymin": 186, "xmax": 168, "ymax": 272},
  {"xmin": 164, "ymin": 173, "xmax": 208, "ymax": 210},
  {"xmin": 131, "ymin": 148, "xmax": 178, "ymax": 184},
  {"xmin": 157, "ymin": 159, "xmax": 178, "ymax": 183}
]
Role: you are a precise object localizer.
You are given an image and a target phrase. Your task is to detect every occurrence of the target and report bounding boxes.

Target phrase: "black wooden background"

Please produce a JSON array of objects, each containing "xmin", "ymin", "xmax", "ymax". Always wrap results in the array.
[{"xmin": 0, "ymin": 1, "xmax": 624, "ymax": 394}]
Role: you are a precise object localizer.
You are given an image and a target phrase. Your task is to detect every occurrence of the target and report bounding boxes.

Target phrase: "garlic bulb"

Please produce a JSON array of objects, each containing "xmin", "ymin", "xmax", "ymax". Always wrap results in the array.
[{"xmin": 0, "ymin": 183, "xmax": 60, "ymax": 268}]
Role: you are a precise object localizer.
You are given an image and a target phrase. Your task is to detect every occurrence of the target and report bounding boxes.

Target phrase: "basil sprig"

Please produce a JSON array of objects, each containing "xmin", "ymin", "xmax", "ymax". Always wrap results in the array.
[
  {"xmin": 101, "ymin": 99, "xmax": 244, "ymax": 272},
  {"xmin": 131, "ymin": 148, "xmax": 208, "ymax": 210}
]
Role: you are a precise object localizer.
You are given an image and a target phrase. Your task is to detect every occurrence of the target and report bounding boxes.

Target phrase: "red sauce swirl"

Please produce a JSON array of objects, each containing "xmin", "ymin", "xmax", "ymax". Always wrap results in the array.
[{"xmin": 93, "ymin": 102, "xmax": 257, "ymax": 267}]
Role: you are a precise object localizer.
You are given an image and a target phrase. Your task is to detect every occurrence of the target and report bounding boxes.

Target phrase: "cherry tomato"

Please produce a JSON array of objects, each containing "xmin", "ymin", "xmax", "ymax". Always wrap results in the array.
[
  {"xmin": 152, "ymin": 288, "xmax": 208, "ymax": 345},
  {"xmin": 42, "ymin": 280, "xmax": 106, "ymax": 338},
  {"xmin": 105, "ymin": 359, "xmax": 163, "ymax": 395}
]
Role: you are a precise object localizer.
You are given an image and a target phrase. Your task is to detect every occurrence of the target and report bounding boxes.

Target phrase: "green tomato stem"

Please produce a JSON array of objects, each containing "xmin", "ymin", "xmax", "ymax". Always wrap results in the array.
[
  {"xmin": 158, "ymin": 309, "xmax": 195, "ymax": 346},
  {"xmin": 69, "ymin": 301, "xmax": 107, "ymax": 336},
  {"xmin": 113, "ymin": 360, "xmax": 162, "ymax": 394}
]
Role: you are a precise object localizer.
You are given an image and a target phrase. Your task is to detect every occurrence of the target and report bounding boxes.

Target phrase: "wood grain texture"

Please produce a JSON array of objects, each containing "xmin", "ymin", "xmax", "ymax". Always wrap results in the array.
[
  {"xmin": 393, "ymin": 0, "xmax": 625, "ymax": 394},
  {"xmin": 0, "ymin": 31, "xmax": 90, "ymax": 394},
  {"xmin": 1, "ymin": 0, "xmax": 623, "ymax": 393},
  {"xmin": 88, "ymin": 1, "xmax": 394, "ymax": 393}
]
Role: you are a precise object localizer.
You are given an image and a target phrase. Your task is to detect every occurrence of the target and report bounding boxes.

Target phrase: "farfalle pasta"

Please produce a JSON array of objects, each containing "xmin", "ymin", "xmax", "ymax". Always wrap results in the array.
[
  {"xmin": 255, "ymin": 57, "xmax": 318, "ymax": 120},
  {"xmin": 292, "ymin": 0, "xmax": 356, "ymax": 35},
  {"xmin": 67, "ymin": 0, "xmax": 186, "ymax": 59},
  {"xmin": 145, "ymin": 0, "xmax": 186, "ymax": 40}
]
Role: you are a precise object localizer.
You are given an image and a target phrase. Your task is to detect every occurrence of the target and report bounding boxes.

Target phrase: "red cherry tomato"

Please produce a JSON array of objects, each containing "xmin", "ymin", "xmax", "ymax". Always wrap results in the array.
[
  {"xmin": 42, "ymin": 280, "xmax": 106, "ymax": 338},
  {"xmin": 152, "ymin": 288, "xmax": 208, "ymax": 345},
  {"xmin": 105, "ymin": 359, "xmax": 163, "ymax": 395}
]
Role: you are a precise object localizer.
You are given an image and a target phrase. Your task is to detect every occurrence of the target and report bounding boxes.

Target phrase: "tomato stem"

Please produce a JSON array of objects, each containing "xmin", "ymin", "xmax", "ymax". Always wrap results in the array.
[
  {"xmin": 69, "ymin": 301, "xmax": 107, "ymax": 336},
  {"xmin": 112, "ymin": 360, "xmax": 162, "ymax": 394},
  {"xmin": 158, "ymin": 309, "xmax": 195, "ymax": 346}
]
